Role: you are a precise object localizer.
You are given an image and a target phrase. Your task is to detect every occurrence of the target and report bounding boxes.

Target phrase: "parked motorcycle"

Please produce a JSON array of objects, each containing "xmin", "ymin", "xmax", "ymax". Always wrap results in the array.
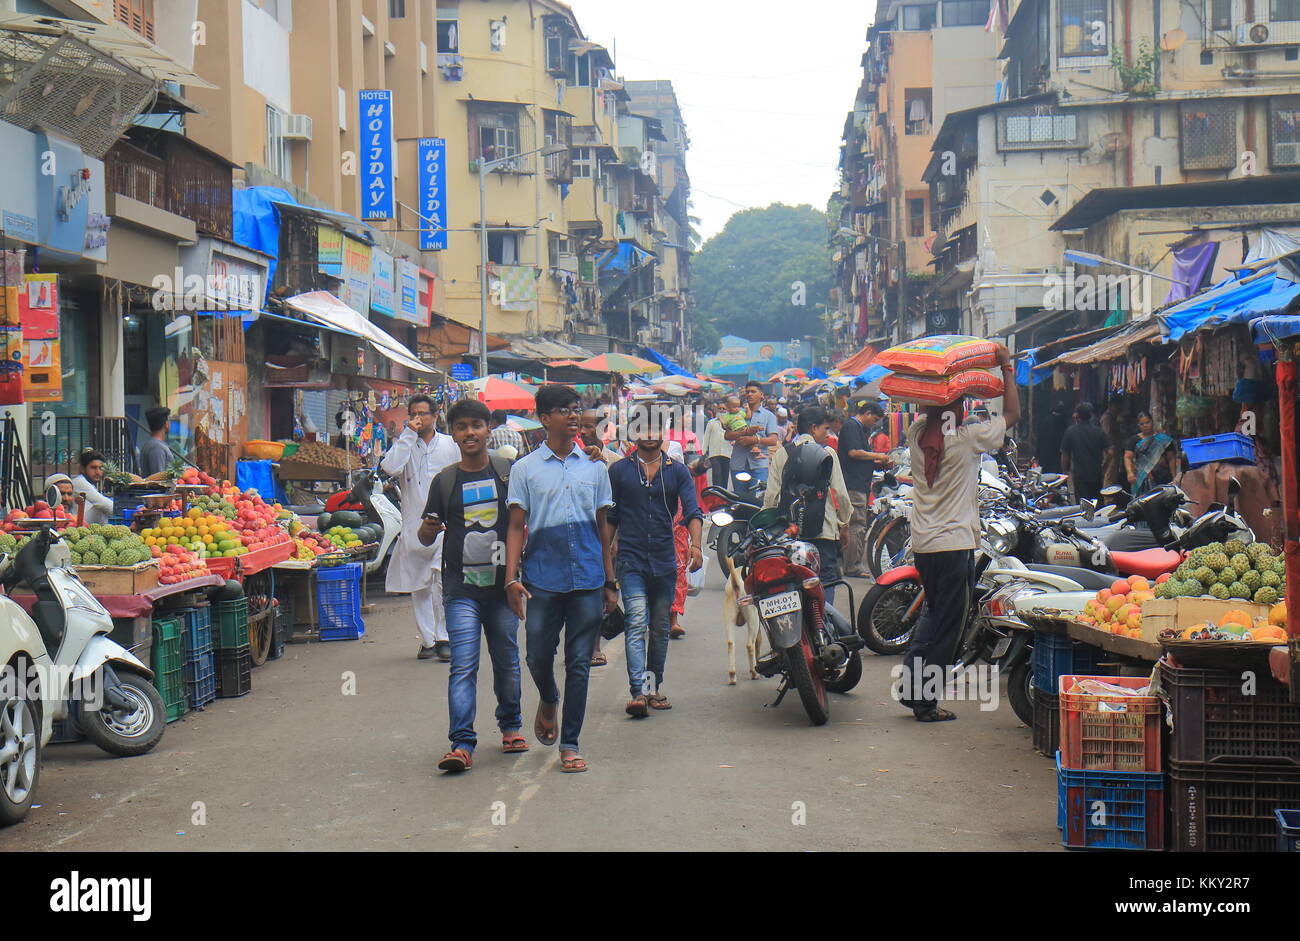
[
  {"xmin": 0, "ymin": 523, "xmax": 165, "ymax": 761},
  {"xmin": 343, "ymin": 468, "xmax": 403, "ymax": 577},
  {"xmin": 714, "ymin": 503, "xmax": 865, "ymax": 726}
]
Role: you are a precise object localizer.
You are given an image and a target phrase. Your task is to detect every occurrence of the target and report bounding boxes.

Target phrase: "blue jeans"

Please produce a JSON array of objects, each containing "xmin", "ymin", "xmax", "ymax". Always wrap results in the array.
[
  {"xmin": 618, "ymin": 564, "xmax": 676, "ymax": 698},
  {"xmin": 524, "ymin": 586, "xmax": 604, "ymax": 753},
  {"xmin": 445, "ymin": 595, "xmax": 523, "ymax": 754},
  {"xmin": 812, "ymin": 538, "xmax": 841, "ymax": 607},
  {"xmin": 733, "ymin": 466, "xmax": 768, "ymax": 501}
]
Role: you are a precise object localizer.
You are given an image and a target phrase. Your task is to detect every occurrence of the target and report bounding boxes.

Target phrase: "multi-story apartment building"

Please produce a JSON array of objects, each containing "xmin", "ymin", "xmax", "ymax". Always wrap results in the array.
[
  {"xmin": 923, "ymin": 0, "xmax": 1300, "ymax": 346},
  {"xmin": 830, "ymin": 0, "xmax": 1001, "ymax": 355},
  {"xmin": 626, "ymin": 80, "xmax": 694, "ymax": 363}
]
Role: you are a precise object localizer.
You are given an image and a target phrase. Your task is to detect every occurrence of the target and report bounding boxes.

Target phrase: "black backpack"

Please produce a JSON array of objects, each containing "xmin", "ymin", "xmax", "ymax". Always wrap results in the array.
[{"xmin": 778, "ymin": 442, "xmax": 830, "ymax": 539}]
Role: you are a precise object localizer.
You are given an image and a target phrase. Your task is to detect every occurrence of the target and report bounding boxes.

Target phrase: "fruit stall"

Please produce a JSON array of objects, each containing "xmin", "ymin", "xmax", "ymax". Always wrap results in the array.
[{"xmin": 4, "ymin": 459, "xmax": 376, "ymax": 741}]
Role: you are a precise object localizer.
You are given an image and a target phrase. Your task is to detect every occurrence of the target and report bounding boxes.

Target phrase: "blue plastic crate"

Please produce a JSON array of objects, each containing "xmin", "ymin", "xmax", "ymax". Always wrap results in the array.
[
  {"xmin": 1181, "ymin": 432, "xmax": 1255, "ymax": 468},
  {"xmin": 186, "ymin": 671, "xmax": 216, "ymax": 710},
  {"xmin": 1032, "ymin": 632, "xmax": 1113, "ymax": 694},
  {"xmin": 1278, "ymin": 810, "xmax": 1300, "ymax": 852},
  {"xmin": 316, "ymin": 562, "xmax": 364, "ymax": 641},
  {"xmin": 180, "ymin": 607, "xmax": 213, "ymax": 659},
  {"xmin": 1057, "ymin": 753, "xmax": 1165, "ymax": 851},
  {"xmin": 182, "ymin": 648, "xmax": 215, "ymax": 686}
]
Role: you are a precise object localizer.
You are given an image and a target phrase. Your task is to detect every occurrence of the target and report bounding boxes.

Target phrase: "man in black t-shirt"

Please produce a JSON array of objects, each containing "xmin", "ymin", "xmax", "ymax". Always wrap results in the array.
[
  {"xmin": 1059, "ymin": 401, "xmax": 1110, "ymax": 502},
  {"xmin": 420, "ymin": 399, "xmax": 527, "ymax": 773},
  {"xmin": 839, "ymin": 400, "xmax": 892, "ymax": 576}
]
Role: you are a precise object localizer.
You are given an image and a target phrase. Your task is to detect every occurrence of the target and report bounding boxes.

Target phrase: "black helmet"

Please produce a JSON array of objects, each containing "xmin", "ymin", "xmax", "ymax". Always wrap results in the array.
[{"xmin": 790, "ymin": 441, "xmax": 834, "ymax": 489}]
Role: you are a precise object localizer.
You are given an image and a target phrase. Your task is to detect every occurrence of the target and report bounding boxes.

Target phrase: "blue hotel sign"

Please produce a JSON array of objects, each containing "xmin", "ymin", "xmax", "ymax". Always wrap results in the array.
[
  {"xmin": 360, "ymin": 90, "xmax": 394, "ymax": 220},
  {"xmin": 417, "ymin": 138, "xmax": 447, "ymax": 251}
]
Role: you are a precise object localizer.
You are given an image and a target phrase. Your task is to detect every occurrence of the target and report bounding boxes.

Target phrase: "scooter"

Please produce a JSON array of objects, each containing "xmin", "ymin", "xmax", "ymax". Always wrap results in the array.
[
  {"xmin": 342, "ymin": 469, "xmax": 403, "ymax": 577},
  {"xmin": 0, "ymin": 523, "xmax": 165, "ymax": 758}
]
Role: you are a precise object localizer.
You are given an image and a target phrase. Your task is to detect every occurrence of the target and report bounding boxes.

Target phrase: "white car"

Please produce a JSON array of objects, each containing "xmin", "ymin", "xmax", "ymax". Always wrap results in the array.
[{"xmin": 0, "ymin": 597, "xmax": 55, "ymax": 826}]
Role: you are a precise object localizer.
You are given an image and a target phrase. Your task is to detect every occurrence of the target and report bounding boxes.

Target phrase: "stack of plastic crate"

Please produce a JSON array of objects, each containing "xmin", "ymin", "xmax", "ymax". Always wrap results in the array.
[
  {"xmin": 179, "ymin": 606, "xmax": 216, "ymax": 710},
  {"xmin": 1030, "ymin": 633, "xmax": 1115, "ymax": 758},
  {"xmin": 1160, "ymin": 662, "xmax": 1300, "ymax": 852},
  {"xmin": 151, "ymin": 615, "xmax": 186, "ymax": 723},
  {"xmin": 1056, "ymin": 674, "xmax": 1165, "ymax": 850},
  {"xmin": 213, "ymin": 597, "xmax": 252, "ymax": 698}
]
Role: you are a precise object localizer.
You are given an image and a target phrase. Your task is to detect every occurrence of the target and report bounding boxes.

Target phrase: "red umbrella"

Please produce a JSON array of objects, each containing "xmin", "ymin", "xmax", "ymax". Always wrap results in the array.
[{"xmin": 470, "ymin": 376, "xmax": 536, "ymax": 410}]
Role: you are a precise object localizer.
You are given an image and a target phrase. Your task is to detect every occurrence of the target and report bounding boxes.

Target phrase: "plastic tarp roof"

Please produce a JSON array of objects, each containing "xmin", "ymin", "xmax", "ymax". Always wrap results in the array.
[
  {"xmin": 1160, "ymin": 267, "xmax": 1300, "ymax": 341},
  {"xmin": 643, "ymin": 347, "xmax": 692, "ymax": 378},
  {"xmin": 1252, "ymin": 316, "xmax": 1300, "ymax": 344},
  {"xmin": 284, "ymin": 292, "xmax": 438, "ymax": 375}
]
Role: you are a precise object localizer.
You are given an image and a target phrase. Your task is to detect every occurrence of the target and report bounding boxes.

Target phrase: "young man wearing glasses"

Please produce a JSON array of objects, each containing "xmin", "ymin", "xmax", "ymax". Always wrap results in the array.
[{"xmin": 505, "ymin": 384, "xmax": 618, "ymax": 774}]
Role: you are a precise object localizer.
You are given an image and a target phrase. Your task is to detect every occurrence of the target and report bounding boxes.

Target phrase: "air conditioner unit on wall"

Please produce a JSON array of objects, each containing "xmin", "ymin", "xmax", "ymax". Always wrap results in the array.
[
  {"xmin": 1238, "ymin": 21, "xmax": 1271, "ymax": 44},
  {"xmin": 284, "ymin": 114, "xmax": 313, "ymax": 142}
]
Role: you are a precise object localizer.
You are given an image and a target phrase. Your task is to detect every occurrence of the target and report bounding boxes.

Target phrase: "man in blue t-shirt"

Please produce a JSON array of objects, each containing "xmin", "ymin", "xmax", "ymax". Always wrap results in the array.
[
  {"xmin": 505, "ymin": 384, "xmax": 618, "ymax": 775},
  {"xmin": 725, "ymin": 381, "xmax": 780, "ymax": 501}
]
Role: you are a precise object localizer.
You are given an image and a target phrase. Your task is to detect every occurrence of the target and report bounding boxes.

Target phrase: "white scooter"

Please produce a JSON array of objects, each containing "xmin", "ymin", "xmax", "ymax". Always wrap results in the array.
[
  {"xmin": 0, "ymin": 523, "xmax": 165, "ymax": 760},
  {"xmin": 345, "ymin": 469, "xmax": 403, "ymax": 577}
]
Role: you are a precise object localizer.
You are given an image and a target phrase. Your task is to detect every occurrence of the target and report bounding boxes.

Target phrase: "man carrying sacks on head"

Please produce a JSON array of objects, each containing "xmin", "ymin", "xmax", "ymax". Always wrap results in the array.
[{"xmin": 876, "ymin": 337, "xmax": 1021, "ymax": 722}]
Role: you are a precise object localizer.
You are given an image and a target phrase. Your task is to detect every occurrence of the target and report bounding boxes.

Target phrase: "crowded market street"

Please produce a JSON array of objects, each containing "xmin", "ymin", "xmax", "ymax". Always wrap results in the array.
[{"xmin": 4, "ymin": 574, "xmax": 1057, "ymax": 853}]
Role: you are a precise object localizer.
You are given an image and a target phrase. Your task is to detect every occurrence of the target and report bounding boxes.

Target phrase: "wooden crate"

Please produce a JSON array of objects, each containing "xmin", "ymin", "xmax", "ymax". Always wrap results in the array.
[
  {"xmin": 73, "ymin": 561, "xmax": 161, "ymax": 595},
  {"xmin": 1140, "ymin": 597, "xmax": 1271, "ymax": 639}
]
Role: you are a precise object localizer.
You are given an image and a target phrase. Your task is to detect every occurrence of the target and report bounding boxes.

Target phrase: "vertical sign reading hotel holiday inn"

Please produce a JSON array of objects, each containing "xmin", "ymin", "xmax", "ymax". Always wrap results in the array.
[
  {"xmin": 417, "ymin": 138, "xmax": 447, "ymax": 250},
  {"xmin": 360, "ymin": 90, "xmax": 395, "ymax": 220}
]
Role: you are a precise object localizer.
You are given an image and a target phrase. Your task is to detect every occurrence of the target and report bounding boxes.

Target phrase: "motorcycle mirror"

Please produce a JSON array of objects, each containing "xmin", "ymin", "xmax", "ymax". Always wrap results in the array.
[
  {"xmin": 1101, "ymin": 485, "xmax": 1124, "ymax": 497},
  {"xmin": 45, "ymin": 484, "xmax": 62, "ymax": 508},
  {"xmin": 1228, "ymin": 476, "xmax": 1242, "ymax": 497},
  {"xmin": 734, "ymin": 472, "xmax": 753, "ymax": 484},
  {"xmin": 710, "ymin": 511, "xmax": 735, "ymax": 528}
]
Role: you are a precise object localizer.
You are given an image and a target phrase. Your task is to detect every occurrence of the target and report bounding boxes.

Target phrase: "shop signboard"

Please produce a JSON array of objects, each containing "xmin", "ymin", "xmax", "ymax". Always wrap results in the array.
[
  {"xmin": 0, "ymin": 124, "xmax": 108, "ymax": 262},
  {"xmin": 340, "ymin": 237, "xmax": 372, "ymax": 314},
  {"xmin": 359, "ymin": 90, "xmax": 395, "ymax": 221},
  {"xmin": 318, "ymin": 225, "xmax": 344, "ymax": 273},
  {"xmin": 19, "ymin": 273, "xmax": 60, "ymax": 402},
  {"xmin": 395, "ymin": 259, "xmax": 426, "ymax": 325},
  {"xmin": 450, "ymin": 363, "xmax": 474, "ymax": 381},
  {"xmin": 370, "ymin": 248, "xmax": 395, "ymax": 317},
  {"xmin": 417, "ymin": 137, "xmax": 447, "ymax": 251}
]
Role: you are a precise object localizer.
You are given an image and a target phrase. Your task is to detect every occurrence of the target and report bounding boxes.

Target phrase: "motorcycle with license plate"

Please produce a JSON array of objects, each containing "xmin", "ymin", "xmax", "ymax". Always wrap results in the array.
[
  {"xmin": 0, "ymin": 520, "xmax": 167, "ymax": 826},
  {"xmin": 711, "ymin": 482, "xmax": 865, "ymax": 726}
]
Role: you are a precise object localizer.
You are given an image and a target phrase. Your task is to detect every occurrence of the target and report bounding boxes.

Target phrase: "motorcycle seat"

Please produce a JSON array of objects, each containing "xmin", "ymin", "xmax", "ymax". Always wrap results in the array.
[
  {"xmin": 1035, "ymin": 505, "xmax": 1085, "ymax": 521},
  {"xmin": 1039, "ymin": 473, "xmax": 1069, "ymax": 488},
  {"xmin": 1110, "ymin": 549, "xmax": 1182, "ymax": 580},
  {"xmin": 1023, "ymin": 564, "xmax": 1117, "ymax": 592},
  {"xmin": 705, "ymin": 488, "xmax": 761, "ymax": 509}
]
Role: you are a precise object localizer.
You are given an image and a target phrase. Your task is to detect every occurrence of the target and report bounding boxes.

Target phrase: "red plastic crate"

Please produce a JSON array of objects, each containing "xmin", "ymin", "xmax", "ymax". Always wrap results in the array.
[{"xmin": 1059, "ymin": 674, "xmax": 1162, "ymax": 773}]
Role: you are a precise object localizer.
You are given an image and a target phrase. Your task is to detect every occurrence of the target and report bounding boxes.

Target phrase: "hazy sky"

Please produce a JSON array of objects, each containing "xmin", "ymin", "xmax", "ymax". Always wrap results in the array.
[{"xmin": 572, "ymin": 0, "xmax": 872, "ymax": 241}]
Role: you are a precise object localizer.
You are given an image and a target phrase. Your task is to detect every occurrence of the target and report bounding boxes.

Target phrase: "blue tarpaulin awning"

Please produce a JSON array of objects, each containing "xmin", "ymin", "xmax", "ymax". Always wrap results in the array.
[
  {"xmin": 642, "ymin": 347, "xmax": 692, "ymax": 378},
  {"xmin": 1160, "ymin": 266, "xmax": 1300, "ymax": 341}
]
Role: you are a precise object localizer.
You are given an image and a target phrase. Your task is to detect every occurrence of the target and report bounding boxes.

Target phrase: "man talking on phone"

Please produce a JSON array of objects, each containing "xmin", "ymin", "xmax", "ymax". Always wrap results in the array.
[{"xmin": 382, "ymin": 394, "xmax": 460, "ymax": 661}]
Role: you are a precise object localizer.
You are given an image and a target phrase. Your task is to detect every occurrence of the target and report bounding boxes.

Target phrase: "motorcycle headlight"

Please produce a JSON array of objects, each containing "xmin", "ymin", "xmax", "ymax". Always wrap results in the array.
[{"xmin": 987, "ymin": 517, "xmax": 1019, "ymax": 556}]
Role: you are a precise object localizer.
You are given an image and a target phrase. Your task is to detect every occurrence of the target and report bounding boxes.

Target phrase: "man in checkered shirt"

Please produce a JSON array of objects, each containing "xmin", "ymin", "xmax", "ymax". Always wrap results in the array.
[{"xmin": 489, "ymin": 410, "xmax": 529, "ymax": 456}]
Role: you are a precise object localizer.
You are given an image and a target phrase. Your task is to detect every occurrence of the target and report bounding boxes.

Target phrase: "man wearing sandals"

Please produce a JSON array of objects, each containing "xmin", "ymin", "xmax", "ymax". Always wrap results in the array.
[
  {"xmin": 421, "ymin": 400, "xmax": 528, "ymax": 773},
  {"xmin": 607, "ymin": 405, "xmax": 704, "ymax": 718},
  {"xmin": 899, "ymin": 343, "xmax": 1020, "ymax": 722},
  {"xmin": 505, "ymin": 385, "xmax": 619, "ymax": 774}
]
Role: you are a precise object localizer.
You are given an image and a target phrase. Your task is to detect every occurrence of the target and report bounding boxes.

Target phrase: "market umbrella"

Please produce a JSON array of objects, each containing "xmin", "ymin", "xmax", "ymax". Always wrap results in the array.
[
  {"xmin": 576, "ymin": 353, "xmax": 661, "ymax": 375},
  {"xmin": 547, "ymin": 359, "xmax": 585, "ymax": 368},
  {"xmin": 851, "ymin": 364, "xmax": 894, "ymax": 401},
  {"xmin": 767, "ymin": 367, "xmax": 809, "ymax": 383},
  {"xmin": 470, "ymin": 376, "xmax": 536, "ymax": 410},
  {"xmin": 506, "ymin": 415, "xmax": 543, "ymax": 432}
]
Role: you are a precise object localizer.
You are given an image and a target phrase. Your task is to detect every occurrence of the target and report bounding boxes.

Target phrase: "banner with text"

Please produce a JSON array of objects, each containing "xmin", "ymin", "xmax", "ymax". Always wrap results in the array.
[
  {"xmin": 417, "ymin": 137, "xmax": 447, "ymax": 251},
  {"xmin": 360, "ymin": 90, "xmax": 395, "ymax": 221}
]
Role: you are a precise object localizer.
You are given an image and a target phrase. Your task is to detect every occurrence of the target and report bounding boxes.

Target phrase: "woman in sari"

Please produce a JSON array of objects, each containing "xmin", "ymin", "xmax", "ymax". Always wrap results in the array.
[{"xmin": 1124, "ymin": 411, "xmax": 1178, "ymax": 495}]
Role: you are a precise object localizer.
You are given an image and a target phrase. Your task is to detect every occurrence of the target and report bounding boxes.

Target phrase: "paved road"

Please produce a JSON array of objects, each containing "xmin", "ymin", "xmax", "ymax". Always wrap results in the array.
[{"xmin": 3, "ymin": 570, "xmax": 1060, "ymax": 852}]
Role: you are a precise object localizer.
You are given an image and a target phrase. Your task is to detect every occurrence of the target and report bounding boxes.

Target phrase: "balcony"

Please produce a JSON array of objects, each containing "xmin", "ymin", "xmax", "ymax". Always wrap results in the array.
[{"xmin": 105, "ymin": 134, "xmax": 234, "ymax": 240}]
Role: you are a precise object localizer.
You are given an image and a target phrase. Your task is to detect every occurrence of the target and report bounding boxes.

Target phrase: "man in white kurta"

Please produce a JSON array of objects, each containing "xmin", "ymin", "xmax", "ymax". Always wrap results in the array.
[{"xmin": 381, "ymin": 395, "xmax": 460, "ymax": 660}]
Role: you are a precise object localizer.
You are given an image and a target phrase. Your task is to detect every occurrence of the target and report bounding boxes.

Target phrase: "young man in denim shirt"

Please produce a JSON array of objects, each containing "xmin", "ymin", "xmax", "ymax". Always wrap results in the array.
[
  {"xmin": 607, "ymin": 404, "xmax": 704, "ymax": 718},
  {"xmin": 505, "ymin": 384, "xmax": 618, "ymax": 774}
]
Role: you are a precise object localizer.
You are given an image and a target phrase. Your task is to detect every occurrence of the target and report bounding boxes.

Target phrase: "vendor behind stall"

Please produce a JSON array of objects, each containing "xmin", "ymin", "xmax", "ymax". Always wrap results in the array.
[
  {"xmin": 140, "ymin": 407, "xmax": 173, "ymax": 478},
  {"xmin": 72, "ymin": 450, "xmax": 114, "ymax": 525}
]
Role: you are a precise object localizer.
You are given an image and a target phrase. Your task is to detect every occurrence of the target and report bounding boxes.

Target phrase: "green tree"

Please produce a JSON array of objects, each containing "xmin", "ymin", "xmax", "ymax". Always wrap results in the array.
[{"xmin": 689, "ymin": 204, "xmax": 832, "ymax": 351}]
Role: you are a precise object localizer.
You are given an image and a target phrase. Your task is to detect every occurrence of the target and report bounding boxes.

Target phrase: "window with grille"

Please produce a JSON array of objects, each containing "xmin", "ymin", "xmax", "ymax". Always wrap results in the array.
[
  {"xmin": 573, "ymin": 147, "xmax": 595, "ymax": 179},
  {"xmin": 1210, "ymin": 0, "xmax": 1233, "ymax": 31},
  {"xmin": 901, "ymin": 4, "xmax": 937, "ymax": 29},
  {"xmin": 908, "ymin": 197, "xmax": 928, "ymax": 238},
  {"xmin": 996, "ymin": 107, "xmax": 1082, "ymax": 150},
  {"xmin": 1273, "ymin": 0, "xmax": 1300, "ymax": 20},
  {"xmin": 942, "ymin": 0, "xmax": 986, "ymax": 26},
  {"xmin": 904, "ymin": 89, "xmax": 932, "ymax": 135},
  {"xmin": 474, "ymin": 107, "xmax": 521, "ymax": 166},
  {"xmin": 1180, "ymin": 101, "xmax": 1237, "ymax": 169},
  {"xmin": 266, "ymin": 106, "xmax": 290, "ymax": 180},
  {"xmin": 544, "ymin": 111, "xmax": 573, "ymax": 182},
  {"xmin": 545, "ymin": 18, "xmax": 571, "ymax": 74},
  {"xmin": 487, "ymin": 231, "xmax": 520, "ymax": 265},
  {"xmin": 1059, "ymin": 0, "xmax": 1108, "ymax": 57},
  {"xmin": 1270, "ymin": 97, "xmax": 1300, "ymax": 167},
  {"xmin": 437, "ymin": 4, "xmax": 460, "ymax": 54},
  {"xmin": 114, "ymin": 0, "xmax": 155, "ymax": 42}
]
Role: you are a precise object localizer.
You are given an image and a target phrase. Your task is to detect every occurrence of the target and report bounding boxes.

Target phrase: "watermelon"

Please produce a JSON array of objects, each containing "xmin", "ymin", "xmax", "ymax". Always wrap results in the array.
[
  {"xmin": 333, "ymin": 510, "xmax": 364, "ymax": 529},
  {"xmin": 316, "ymin": 512, "xmax": 333, "ymax": 532}
]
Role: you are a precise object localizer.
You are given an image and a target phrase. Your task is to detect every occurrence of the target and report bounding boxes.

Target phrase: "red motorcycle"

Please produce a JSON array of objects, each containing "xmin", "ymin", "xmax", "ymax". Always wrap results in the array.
[{"xmin": 716, "ymin": 504, "xmax": 864, "ymax": 726}]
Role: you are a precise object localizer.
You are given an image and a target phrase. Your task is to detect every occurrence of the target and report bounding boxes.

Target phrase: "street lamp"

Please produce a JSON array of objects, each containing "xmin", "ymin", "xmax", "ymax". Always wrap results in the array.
[
  {"xmin": 478, "ymin": 143, "xmax": 569, "ymax": 378},
  {"xmin": 1063, "ymin": 250, "xmax": 1188, "ymax": 285}
]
